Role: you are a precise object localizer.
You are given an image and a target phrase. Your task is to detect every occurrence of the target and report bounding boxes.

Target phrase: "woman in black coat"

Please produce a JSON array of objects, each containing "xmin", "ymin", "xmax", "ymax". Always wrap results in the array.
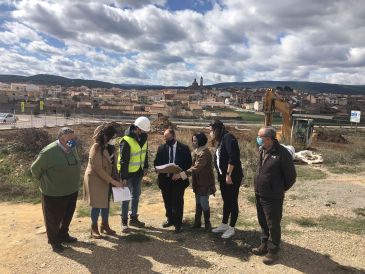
[{"xmin": 210, "ymin": 120, "xmax": 243, "ymax": 239}]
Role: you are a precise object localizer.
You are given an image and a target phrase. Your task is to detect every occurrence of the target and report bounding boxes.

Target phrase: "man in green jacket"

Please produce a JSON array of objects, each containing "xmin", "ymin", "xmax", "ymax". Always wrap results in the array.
[{"xmin": 31, "ymin": 127, "xmax": 81, "ymax": 253}]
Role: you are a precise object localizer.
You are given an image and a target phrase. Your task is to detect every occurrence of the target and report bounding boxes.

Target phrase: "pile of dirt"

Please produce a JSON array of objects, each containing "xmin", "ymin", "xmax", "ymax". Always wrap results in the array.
[
  {"xmin": 151, "ymin": 113, "xmax": 175, "ymax": 133},
  {"xmin": 315, "ymin": 129, "xmax": 349, "ymax": 144}
]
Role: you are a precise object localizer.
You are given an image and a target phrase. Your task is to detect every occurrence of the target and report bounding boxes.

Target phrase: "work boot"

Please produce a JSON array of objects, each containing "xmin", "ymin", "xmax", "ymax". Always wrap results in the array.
[
  {"xmin": 129, "ymin": 215, "xmax": 145, "ymax": 227},
  {"xmin": 162, "ymin": 218, "xmax": 174, "ymax": 228},
  {"xmin": 193, "ymin": 204, "xmax": 202, "ymax": 228},
  {"xmin": 203, "ymin": 209, "xmax": 211, "ymax": 231},
  {"xmin": 100, "ymin": 222, "xmax": 116, "ymax": 236},
  {"xmin": 262, "ymin": 247, "xmax": 279, "ymax": 265},
  {"xmin": 251, "ymin": 242, "xmax": 268, "ymax": 256},
  {"xmin": 51, "ymin": 243, "xmax": 64, "ymax": 253},
  {"xmin": 121, "ymin": 219, "xmax": 130, "ymax": 233},
  {"xmin": 90, "ymin": 224, "xmax": 102, "ymax": 239}
]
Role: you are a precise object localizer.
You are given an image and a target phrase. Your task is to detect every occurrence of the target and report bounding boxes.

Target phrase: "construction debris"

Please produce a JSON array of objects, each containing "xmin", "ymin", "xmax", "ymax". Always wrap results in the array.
[
  {"xmin": 295, "ymin": 150, "xmax": 323, "ymax": 164},
  {"xmin": 151, "ymin": 113, "xmax": 175, "ymax": 133}
]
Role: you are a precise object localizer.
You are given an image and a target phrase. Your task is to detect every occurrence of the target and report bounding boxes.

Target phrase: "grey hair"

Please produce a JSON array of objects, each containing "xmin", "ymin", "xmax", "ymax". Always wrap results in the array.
[
  {"xmin": 57, "ymin": 127, "xmax": 74, "ymax": 139},
  {"xmin": 262, "ymin": 126, "xmax": 277, "ymax": 140}
]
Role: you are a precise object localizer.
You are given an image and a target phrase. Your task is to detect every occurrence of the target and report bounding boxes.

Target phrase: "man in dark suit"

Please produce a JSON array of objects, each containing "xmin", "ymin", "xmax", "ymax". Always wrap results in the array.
[{"xmin": 154, "ymin": 128, "xmax": 192, "ymax": 233}]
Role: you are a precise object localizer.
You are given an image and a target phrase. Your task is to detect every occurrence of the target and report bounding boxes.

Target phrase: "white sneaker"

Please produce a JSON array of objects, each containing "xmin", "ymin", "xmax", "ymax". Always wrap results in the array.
[
  {"xmin": 121, "ymin": 225, "xmax": 130, "ymax": 233},
  {"xmin": 212, "ymin": 223, "xmax": 229, "ymax": 233},
  {"xmin": 221, "ymin": 226, "xmax": 235, "ymax": 239}
]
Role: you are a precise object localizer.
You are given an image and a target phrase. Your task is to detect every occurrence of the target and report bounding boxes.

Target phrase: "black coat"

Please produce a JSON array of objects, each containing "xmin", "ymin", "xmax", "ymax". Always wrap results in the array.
[
  {"xmin": 213, "ymin": 132, "xmax": 243, "ymax": 184},
  {"xmin": 254, "ymin": 140, "xmax": 297, "ymax": 198},
  {"xmin": 154, "ymin": 141, "xmax": 192, "ymax": 189}
]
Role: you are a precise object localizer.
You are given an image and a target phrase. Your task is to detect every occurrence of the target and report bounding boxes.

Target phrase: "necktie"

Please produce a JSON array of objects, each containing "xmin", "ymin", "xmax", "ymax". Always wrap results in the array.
[
  {"xmin": 169, "ymin": 145, "xmax": 173, "ymax": 178},
  {"xmin": 169, "ymin": 145, "xmax": 174, "ymax": 163}
]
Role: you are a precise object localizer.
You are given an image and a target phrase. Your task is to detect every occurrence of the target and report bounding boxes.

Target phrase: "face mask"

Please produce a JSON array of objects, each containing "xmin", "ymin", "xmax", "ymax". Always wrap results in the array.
[
  {"xmin": 256, "ymin": 137, "xmax": 264, "ymax": 147},
  {"xmin": 108, "ymin": 138, "xmax": 117, "ymax": 146},
  {"xmin": 166, "ymin": 139, "xmax": 175, "ymax": 146},
  {"xmin": 66, "ymin": 139, "xmax": 77, "ymax": 149},
  {"xmin": 209, "ymin": 131, "xmax": 215, "ymax": 139}
]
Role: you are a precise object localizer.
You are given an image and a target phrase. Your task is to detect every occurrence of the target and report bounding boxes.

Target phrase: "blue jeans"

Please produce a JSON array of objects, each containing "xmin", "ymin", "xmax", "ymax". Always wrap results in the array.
[
  {"xmin": 195, "ymin": 194, "xmax": 210, "ymax": 211},
  {"xmin": 121, "ymin": 174, "xmax": 143, "ymax": 220},
  {"xmin": 91, "ymin": 208, "xmax": 109, "ymax": 225}
]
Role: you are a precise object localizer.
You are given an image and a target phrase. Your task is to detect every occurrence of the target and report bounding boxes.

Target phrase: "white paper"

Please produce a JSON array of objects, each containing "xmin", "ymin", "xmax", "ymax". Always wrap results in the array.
[
  {"xmin": 112, "ymin": 187, "xmax": 131, "ymax": 202},
  {"xmin": 155, "ymin": 163, "xmax": 182, "ymax": 174}
]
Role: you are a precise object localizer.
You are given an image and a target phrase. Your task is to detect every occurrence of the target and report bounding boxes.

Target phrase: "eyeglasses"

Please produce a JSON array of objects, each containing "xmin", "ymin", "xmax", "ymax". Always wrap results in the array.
[{"xmin": 64, "ymin": 152, "xmax": 78, "ymax": 166}]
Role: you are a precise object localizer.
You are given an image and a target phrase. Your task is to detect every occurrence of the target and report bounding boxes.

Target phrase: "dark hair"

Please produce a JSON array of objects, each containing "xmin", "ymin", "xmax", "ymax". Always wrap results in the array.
[
  {"xmin": 209, "ymin": 119, "xmax": 227, "ymax": 144},
  {"xmin": 192, "ymin": 132, "xmax": 207, "ymax": 147},
  {"xmin": 96, "ymin": 123, "xmax": 117, "ymax": 153},
  {"xmin": 165, "ymin": 127, "xmax": 176, "ymax": 137},
  {"xmin": 262, "ymin": 126, "xmax": 277, "ymax": 140}
]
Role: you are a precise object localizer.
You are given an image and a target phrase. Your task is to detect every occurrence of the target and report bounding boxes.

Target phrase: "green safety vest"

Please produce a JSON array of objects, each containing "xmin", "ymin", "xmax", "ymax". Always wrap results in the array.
[{"xmin": 117, "ymin": 136, "xmax": 147, "ymax": 173}]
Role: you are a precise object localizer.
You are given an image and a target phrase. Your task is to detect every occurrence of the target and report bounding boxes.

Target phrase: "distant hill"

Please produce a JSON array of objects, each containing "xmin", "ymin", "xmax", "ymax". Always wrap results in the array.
[
  {"xmin": 207, "ymin": 81, "xmax": 365, "ymax": 94},
  {"xmin": 0, "ymin": 74, "xmax": 365, "ymax": 94}
]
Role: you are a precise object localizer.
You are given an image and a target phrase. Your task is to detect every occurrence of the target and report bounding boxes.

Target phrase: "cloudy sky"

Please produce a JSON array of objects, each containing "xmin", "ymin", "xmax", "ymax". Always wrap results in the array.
[{"xmin": 0, "ymin": 0, "xmax": 364, "ymax": 86}]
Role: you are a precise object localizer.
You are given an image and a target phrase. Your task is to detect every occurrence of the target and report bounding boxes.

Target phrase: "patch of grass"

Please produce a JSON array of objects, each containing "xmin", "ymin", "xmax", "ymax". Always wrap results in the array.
[
  {"xmin": 235, "ymin": 218, "xmax": 256, "ymax": 228},
  {"xmin": 246, "ymin": 194, "xmax": 256, "ymax": 204},
  {"xmin": 0, "ymin": 157, "xmax": 40, "ymax": 203},
  {"xmin": 76, "ymin": 203, "xmax": 90, "ymax": 218},
  {"xmin": 327, "ymin": 165, "xmax": 365, "ymax": 174},
  {"xmin": 293, "ymin": 217, "xmax": 318, "ymax": 227},
  {"xmin": 77, "ymin": 202, "xmax": 120, "ymax": 218},
  {"xmin": 288, "ymin": 215, "xmax": 365, "ymax": 235},
  {"xmin": 124, "ymin": 232, "xmax": 151, "ymax": 242},
  {"xmin": 317, "ymin": 215, "xmax": 365, "ymax": 234},
  {"xmin": 352, "ymin": 208, "xmax": 365, "ymax": 218},
  {"xmin": 296, "ymin": 165, "xmax": 327, "ymax": 181}
]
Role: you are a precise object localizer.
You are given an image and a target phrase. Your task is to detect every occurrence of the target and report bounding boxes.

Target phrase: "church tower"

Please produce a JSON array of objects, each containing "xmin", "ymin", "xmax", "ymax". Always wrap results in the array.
[{"xmin": 200, "ymin": 76, "xmax": 203, "ymax": 87}]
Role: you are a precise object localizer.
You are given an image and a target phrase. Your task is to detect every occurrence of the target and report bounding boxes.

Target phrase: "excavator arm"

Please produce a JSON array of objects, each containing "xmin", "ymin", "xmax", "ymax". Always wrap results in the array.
[{"xmin": 263, "ymin": 89, "xmax": 293, "ymax": 143}]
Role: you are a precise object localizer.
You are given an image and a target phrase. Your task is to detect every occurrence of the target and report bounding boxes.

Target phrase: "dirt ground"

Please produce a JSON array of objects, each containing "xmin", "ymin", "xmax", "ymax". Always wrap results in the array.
[{"xmin": 0, "ymin": 168, "xmax": 365, "ymax": 274}]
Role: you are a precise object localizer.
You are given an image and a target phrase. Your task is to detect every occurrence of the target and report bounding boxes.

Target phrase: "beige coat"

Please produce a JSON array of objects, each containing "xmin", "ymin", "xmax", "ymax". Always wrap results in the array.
[{"xmin": 83, "ymin": 143, "xmax": 116, "ymax": 208}]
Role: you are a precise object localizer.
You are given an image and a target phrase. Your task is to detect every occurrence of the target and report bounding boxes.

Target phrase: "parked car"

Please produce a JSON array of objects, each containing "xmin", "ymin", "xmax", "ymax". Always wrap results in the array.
[{"xmin": 0, "ymin": 113, "xmax": 18, "ymax": 123}]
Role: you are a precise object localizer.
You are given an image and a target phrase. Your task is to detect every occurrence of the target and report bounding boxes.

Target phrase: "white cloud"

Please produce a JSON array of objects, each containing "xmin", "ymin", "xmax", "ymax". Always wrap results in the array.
[{"xmin": 0, "ymin": 0, "xmax": 364, "ymax": 85}]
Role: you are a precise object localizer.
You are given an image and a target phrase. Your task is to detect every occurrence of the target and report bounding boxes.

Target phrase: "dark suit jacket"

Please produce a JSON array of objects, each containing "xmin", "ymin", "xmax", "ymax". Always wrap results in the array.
[{"xmin": 154, "ymin": 141, "xmax": 192, "ymax": 189}]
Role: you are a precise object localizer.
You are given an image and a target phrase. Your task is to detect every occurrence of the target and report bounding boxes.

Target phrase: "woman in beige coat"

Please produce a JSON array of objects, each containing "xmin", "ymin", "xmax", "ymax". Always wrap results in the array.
[{"xmin": 84, "ymin": 123, "xmax": 123, "ymax": 238}]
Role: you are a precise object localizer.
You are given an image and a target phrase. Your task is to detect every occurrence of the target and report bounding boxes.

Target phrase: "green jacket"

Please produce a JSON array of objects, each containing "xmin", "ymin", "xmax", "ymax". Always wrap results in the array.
[{"xmin": 31, "ymin": 141, "xmax": 81, "ymax": 196}]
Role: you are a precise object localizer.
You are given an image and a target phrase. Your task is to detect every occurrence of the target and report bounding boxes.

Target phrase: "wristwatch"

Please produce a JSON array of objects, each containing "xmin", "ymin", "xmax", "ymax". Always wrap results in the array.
[{"xmin": 226, "ymin": 172, "xmax": 231, "ymax": 176}]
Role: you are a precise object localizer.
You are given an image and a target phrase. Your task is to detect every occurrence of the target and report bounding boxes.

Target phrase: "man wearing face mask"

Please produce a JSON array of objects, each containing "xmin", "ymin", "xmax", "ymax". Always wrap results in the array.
[
  {"xmin": 252, "ymin": 126, "xmax": 296, "ymax": 265},
  {"xmin": 31, "ymin": 127, "xmax": 81, "ymax": 253},
  {"xmin": 118, "ymin": 116, "xmax": 150, "ymax": 233},
  {"xmin": 154, "ymin": 128, "xmax": 192, "ymax": 233}
]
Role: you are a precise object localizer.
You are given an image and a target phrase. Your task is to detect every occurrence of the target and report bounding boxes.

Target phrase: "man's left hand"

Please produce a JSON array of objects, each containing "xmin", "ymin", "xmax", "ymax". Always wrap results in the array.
[{"xmin": 226, "ymin": 175, "xmax": 233, "ymax": 184}]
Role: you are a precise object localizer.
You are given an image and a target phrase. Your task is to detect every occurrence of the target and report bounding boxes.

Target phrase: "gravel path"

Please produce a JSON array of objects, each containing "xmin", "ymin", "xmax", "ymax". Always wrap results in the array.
[{"xmin": 1, "ymin": 171, "xmax": 364, "ymax": 274}]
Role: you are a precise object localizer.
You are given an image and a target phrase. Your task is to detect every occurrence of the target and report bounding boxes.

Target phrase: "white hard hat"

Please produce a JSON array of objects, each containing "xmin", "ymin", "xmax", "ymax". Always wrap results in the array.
[{"xmin": 134, "ymin": 116, "xmax": 151, "ymax": 132}]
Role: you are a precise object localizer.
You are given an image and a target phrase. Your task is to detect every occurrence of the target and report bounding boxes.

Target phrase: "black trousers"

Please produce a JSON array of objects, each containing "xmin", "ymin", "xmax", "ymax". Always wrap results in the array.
[
  {"xmin": 41, "ymin": 191, "xmax": 78, "ymax": 245},
  {"xmin": 161, "ymin": 183, "xmax": 185, "ymax": 227},
  {"xmin": 255, "ymin": 194, "xmax": 283, "ymax": 247},
  {"xmin": 218, "ymin": 175, "xmax": 241, "ymax": 227}
]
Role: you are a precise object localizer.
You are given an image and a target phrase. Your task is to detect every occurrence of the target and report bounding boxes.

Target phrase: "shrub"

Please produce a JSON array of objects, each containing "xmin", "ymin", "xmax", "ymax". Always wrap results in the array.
[{"xmin": 12, "ymin": 128, "xmax": 52, "ymax": 156}]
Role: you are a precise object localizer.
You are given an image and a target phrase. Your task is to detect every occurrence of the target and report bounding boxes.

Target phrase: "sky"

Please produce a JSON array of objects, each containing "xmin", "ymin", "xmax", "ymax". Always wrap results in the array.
[{"xmin": 0, "ymin": 0, "xmax": 365, "ymax": 86}]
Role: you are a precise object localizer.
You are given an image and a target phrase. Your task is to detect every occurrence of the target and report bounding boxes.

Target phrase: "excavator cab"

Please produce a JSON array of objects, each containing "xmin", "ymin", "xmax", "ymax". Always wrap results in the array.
[{"xmin": 291, "ymin": 118, "xmax": 314, "ymax": 149}]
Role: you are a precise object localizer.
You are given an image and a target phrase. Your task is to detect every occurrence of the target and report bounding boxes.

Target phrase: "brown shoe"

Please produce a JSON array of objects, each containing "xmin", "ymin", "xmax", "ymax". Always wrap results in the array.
[
  {"xmin": 252, "ymin": 243, "xmax": 268, "ymax": 256},
  {"xmin": 100, "ymin": 223, "xmax": 116, "ymax": 236},
  {"xmin": 129, "ymin": 216, "xmax": 145, "ymax": 227},
  {"xmin": 263, "ymin": 249, "xmax": 279, "ymax": 265},
  {"xmin": 91, "ymin": 224, "xmax": 102, "ymax": 239}
]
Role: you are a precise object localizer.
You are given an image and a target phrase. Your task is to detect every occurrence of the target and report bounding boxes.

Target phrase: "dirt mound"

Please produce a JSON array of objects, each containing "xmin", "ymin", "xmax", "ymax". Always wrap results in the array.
[
  {"xmin": 151, "ymin": 113, "xmax": 175, "ymax": 133},
  {"xmin": 315, "ymin": 129, "xmax": 349, "ymax": 144}
]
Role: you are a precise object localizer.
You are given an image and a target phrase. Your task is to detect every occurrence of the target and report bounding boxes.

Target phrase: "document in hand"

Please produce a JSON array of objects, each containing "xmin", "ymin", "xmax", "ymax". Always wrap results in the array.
[
  {"xmin": 112, "ymin": 187, "xmax": 131, "ymax": 202},
  {"xmin": 155, "ymin": 163, "xmax": 182, "ymax": 174}
]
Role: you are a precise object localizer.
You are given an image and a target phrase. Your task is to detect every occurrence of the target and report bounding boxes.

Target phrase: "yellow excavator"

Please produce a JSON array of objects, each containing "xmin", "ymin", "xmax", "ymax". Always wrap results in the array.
[{"xmin": 263, "ymin": 89, "xmax": 314, "ymax": 149}]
